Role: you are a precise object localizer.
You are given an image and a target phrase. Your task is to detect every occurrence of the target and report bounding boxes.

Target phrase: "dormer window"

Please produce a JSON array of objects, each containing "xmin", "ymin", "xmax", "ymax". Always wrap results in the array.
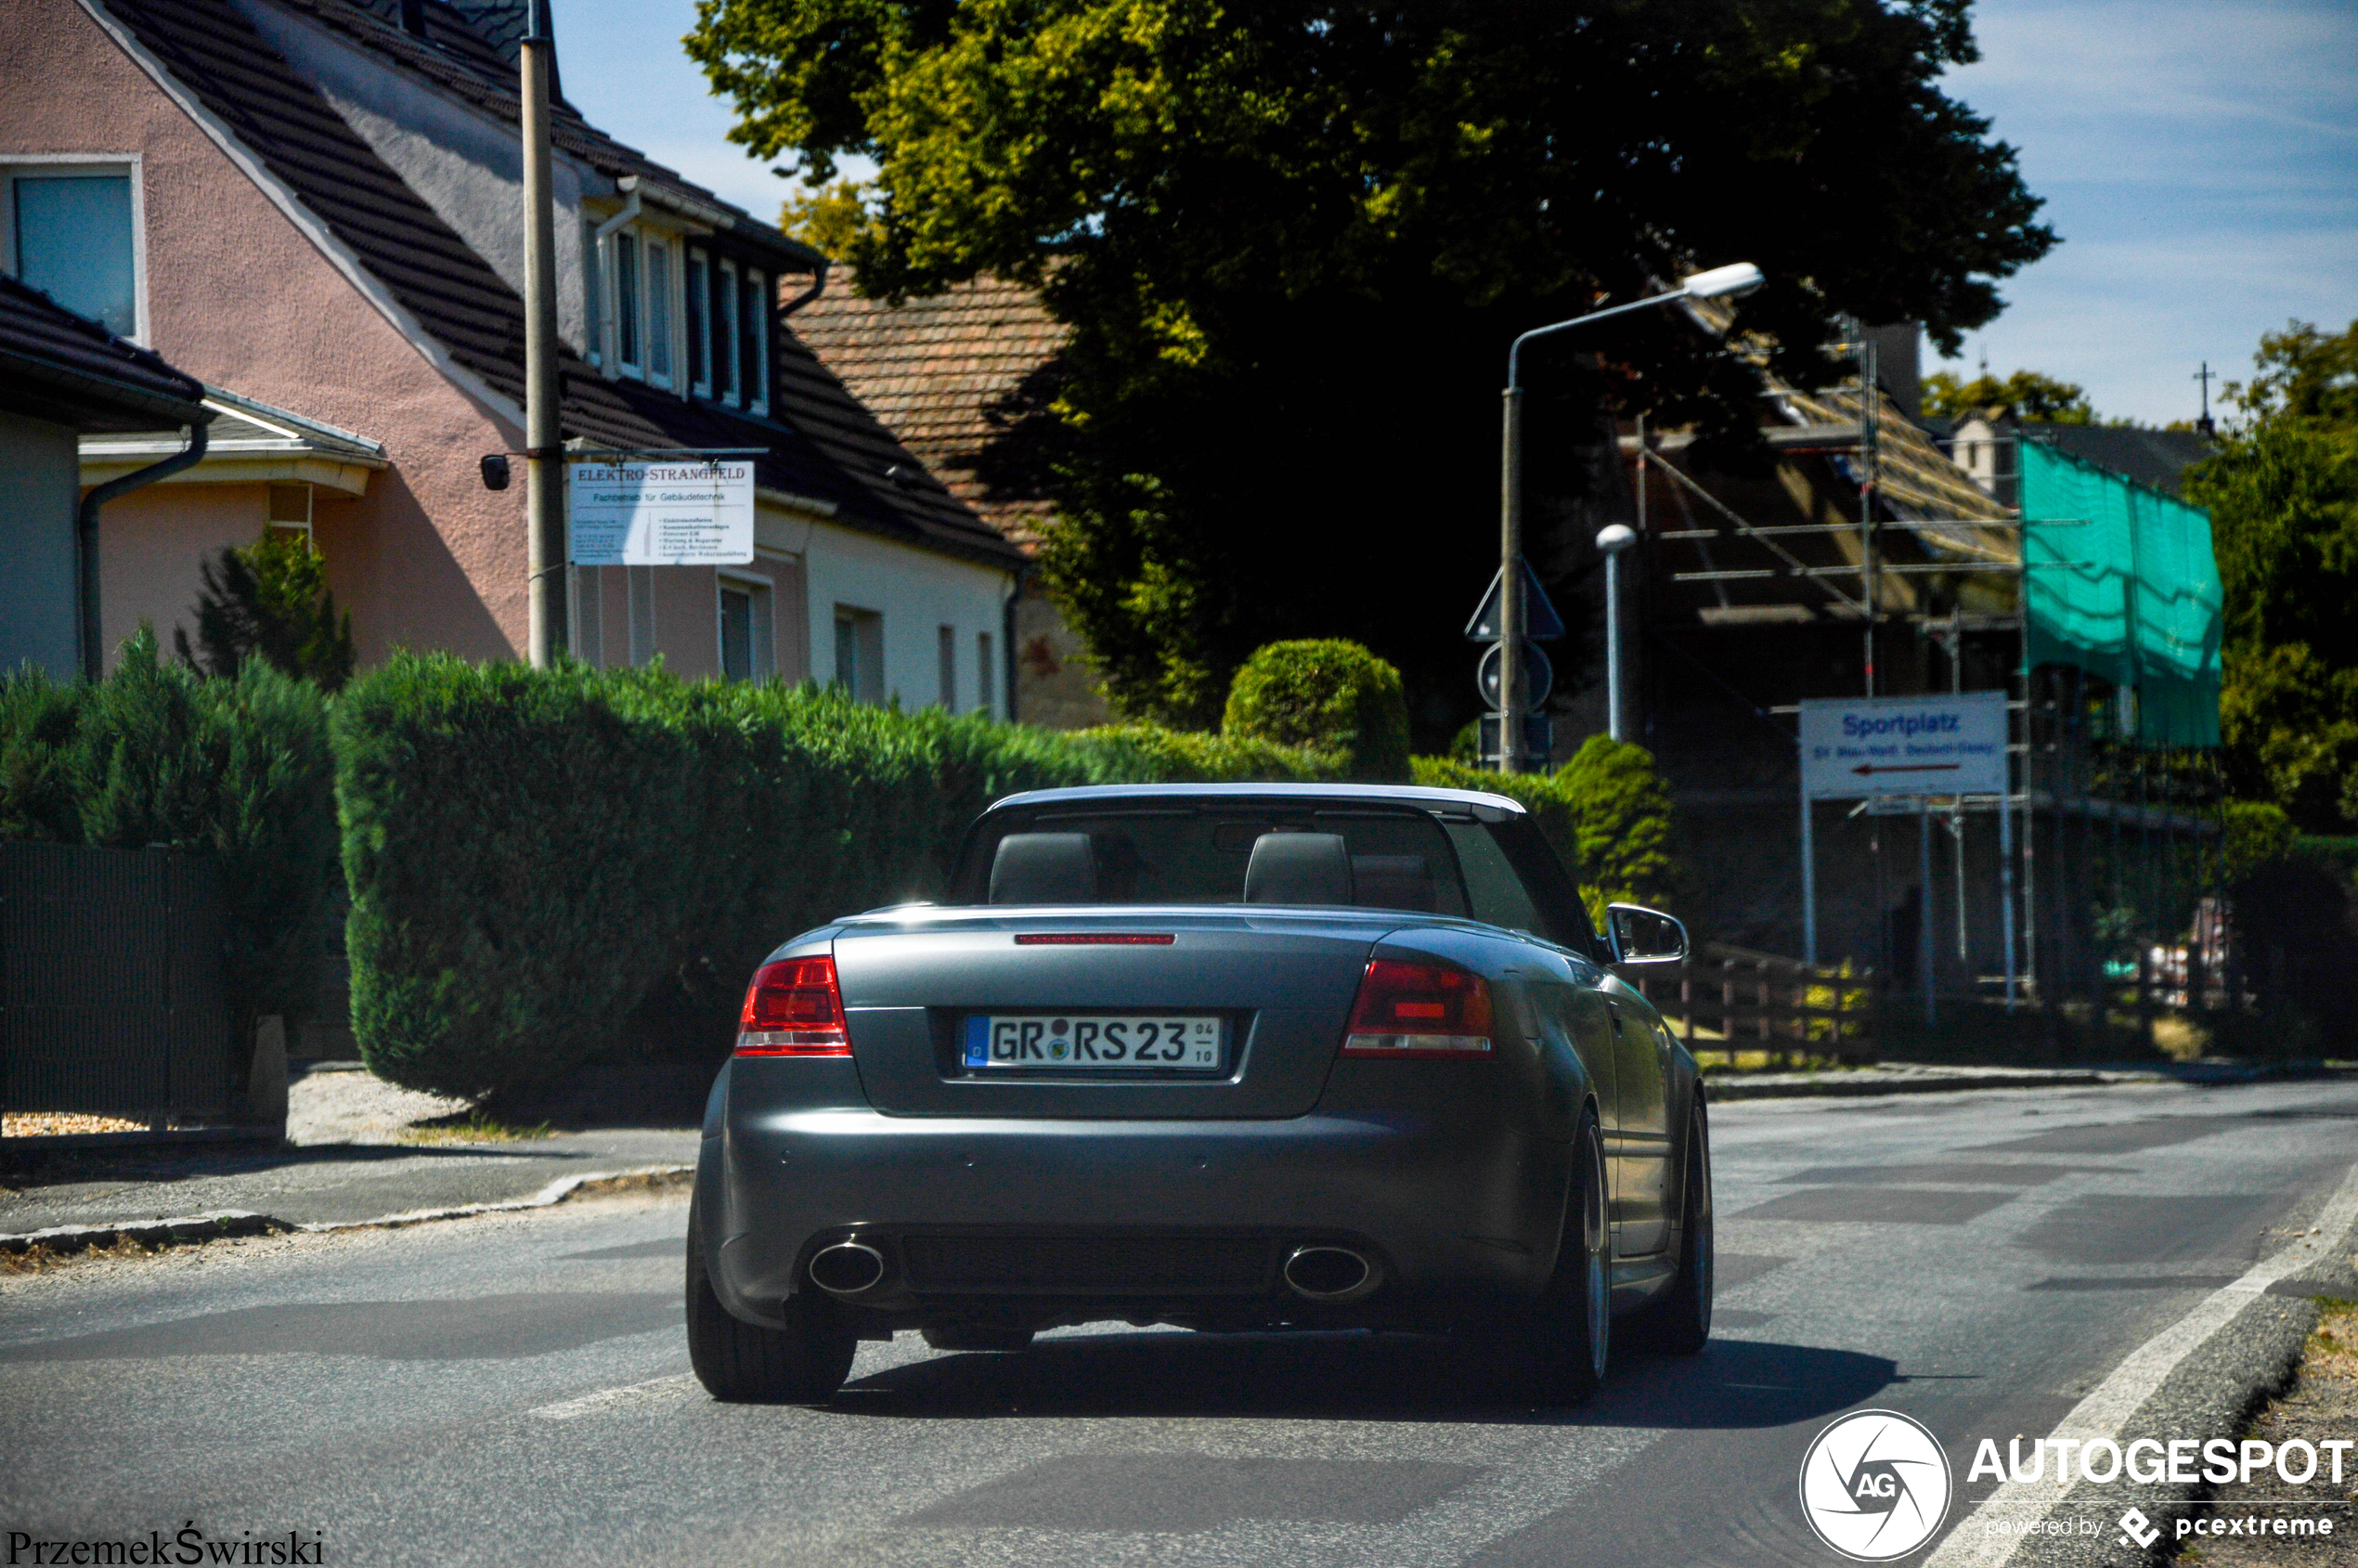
[{"xmin": 584, "ymin": 210, "xmax": 767, "ymax": 411}]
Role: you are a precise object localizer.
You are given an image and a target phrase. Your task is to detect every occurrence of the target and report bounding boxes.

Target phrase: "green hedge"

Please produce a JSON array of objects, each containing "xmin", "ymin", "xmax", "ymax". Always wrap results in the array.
[
  {"xmin": 1415, "ymin": 735, "xmax": 1679, "ymax": 919},
  {"xmin": 333, "ymin": 657, "xmax": 1343, "ymax": 1098},
  {"xmin": 0, "ymin": 629, "xmax": 338, "ymax": 1028}
]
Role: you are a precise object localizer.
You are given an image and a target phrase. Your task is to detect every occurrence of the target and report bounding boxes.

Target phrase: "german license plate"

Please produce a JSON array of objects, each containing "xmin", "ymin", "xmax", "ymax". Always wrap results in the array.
[{"xmin": 963, "ymin": 1014, "xmax": 1224, "ymax": 1071}]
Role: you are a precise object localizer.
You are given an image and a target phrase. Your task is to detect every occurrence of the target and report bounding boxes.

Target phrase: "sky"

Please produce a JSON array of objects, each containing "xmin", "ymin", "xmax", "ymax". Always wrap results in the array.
[{"xmin": 557, "ymin": 0, "xmax": 2358, "ymax": 429}]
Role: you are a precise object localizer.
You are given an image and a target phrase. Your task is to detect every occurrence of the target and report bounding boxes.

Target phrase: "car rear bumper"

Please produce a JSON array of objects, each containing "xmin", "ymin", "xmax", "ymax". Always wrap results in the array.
[{"xmin": 706, "ymin": 1075, "xmax": 1571, "ymax": 1328}]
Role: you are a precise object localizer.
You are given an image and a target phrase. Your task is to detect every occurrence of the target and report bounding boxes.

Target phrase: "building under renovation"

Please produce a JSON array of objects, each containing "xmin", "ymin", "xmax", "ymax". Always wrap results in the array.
[{"xmin": 1599, "ymin": 304, "xmax": 2224, "ymax": 1012}]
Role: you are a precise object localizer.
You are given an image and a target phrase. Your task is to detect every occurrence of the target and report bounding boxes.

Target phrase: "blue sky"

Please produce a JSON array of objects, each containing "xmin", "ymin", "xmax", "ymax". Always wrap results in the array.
[{"xmin": 558, "ymin": 0, "xmax": 2358, "ymax": 428}]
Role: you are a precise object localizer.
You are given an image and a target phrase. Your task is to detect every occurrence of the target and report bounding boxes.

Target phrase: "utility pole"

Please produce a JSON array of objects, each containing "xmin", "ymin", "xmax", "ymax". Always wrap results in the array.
[
  {"xmin": 2192, "ymin": 361, "xmax": 2218, "ymax": 437},
  {"xmin": 521, "ymin": 0, "xmax": 566, "ymax": 667},
  {"xmin": 1497, "ymin": 384, "xmax": 1524, "ymax": 773}
]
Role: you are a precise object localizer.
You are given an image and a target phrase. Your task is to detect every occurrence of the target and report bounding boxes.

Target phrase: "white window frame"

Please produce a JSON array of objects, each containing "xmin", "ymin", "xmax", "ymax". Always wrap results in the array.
[
  {"xmin": 717, "ymin": 567, "xmax": 773, "ymax": 681},
  {"xmin": 717, "ymin": 258, "xmax": 741, "ymax": 407},
  {"xmin": 742, "ymin": 266, "xmax": 769, "ymax": 416},
  {"xmin": 0, "ymin": 154, "xmax": 149, "ymax": 344},
  {"xmin": 609, "ymin": 227, "xmax": 642, "ymax": 377},
  {"xmin": 685, "ymin": 246, "xmax": 711, "ymax": 398},
  {"xmin": 643, "ymin": 233, "xmax": 675, "ymax": 390}
]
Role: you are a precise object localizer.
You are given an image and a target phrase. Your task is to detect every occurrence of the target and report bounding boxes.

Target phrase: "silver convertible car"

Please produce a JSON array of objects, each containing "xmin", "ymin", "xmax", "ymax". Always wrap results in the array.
[{"xmin": 687, "ymin": 783, "xmax": 1713, "ymax": 1405}]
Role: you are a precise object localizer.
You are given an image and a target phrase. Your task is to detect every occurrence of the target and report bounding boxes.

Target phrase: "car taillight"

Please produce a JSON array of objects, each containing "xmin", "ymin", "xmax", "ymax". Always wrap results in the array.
[
  {"xmin": 735, "ymin": 956, "xmax": 850, "ymax": 1056},
  {"xmin": 1339, "ymin": 959, "xmax": 1495, "ymax": 1058}
]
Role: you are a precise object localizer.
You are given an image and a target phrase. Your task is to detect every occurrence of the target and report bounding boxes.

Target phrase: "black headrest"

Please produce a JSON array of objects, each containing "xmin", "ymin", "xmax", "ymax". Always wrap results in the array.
[
  {"xmin": 990, "ymin": 834, "xmax": 1098, "ymax": 904},
  {"xmin": 1243, "ymin": 832, "xmax": 1354, "ymax": 906},
  {"xmin": 1352, "ymin": 853, "xmax": 1434, "ymax": 912}
]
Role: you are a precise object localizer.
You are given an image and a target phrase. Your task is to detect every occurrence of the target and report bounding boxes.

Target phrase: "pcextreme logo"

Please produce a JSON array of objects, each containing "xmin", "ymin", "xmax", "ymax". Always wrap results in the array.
[{"xmin": 1799, "ymin": 1410, "xmax": 1955, "ymax": 1562}]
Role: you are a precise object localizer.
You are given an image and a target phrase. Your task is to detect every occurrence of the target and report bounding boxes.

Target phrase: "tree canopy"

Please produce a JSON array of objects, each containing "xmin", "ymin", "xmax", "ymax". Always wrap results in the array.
[
  {"xmin": 694, "ymin": 0, "xmax": 2054, "ymax": 733},
  {"xmin": 1921, "ymin": 367, "xmax": 2094, "ymax": 423},
  {"xmin": 2186, "ymin": 318, "xmax": 2358, "ymax": 828}
]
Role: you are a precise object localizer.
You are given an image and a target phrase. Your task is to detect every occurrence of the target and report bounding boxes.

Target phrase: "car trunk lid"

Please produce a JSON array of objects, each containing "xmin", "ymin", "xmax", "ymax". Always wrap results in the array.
[{"xmin": 831, "ymin": 909, "xmax": 1391, "ymax": 1118}]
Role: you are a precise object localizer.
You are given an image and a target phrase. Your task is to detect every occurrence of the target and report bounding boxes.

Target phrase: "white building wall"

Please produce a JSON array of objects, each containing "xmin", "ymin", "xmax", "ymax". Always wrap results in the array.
[
  {"xmin": 0, "ymin": 410, "xmax": 83, "ymax": 680},
  {"xmin": 791, "ymin": 516, "xmax": 1014, "ymax": 715}
]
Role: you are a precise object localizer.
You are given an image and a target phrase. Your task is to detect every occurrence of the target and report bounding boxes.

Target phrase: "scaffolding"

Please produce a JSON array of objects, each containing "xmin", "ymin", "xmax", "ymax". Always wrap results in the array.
[{"xmin": 1627, "ymin": 321, "xmax": 2225, "ymax": 1017}]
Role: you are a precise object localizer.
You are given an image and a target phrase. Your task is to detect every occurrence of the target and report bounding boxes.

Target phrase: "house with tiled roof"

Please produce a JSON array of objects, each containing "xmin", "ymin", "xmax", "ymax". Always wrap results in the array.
[
  {"xmin": 2, "ymin": 0, "xmax": 1024, "ymax": 703},
  {"xmin": 794, "ymin": 270, "xmax": 1110, "ymax": 727},
  {"xmin": 1946, "ymin": 410, "xmax": 2215, "ymax": 503},
  {"xmin": 1, "ymin": 272, "xmax": 214, "ymax": 678}
]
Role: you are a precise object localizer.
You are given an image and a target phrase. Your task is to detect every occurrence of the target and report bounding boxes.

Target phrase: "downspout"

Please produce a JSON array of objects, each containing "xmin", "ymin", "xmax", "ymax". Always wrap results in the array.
[
  {"xmin": 79, "ymin": 420, "xmax": 208, "ymax": 680},
  {"xmin": 779, "ymin": 259, "xmax": 828, "ymax": 319}
]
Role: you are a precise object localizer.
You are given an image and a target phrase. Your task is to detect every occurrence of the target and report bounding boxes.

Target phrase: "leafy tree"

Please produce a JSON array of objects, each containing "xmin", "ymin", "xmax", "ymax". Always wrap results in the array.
[
  {"xmin": 780, "ymin": 176, "xmax": 881, "ymax": 256},
  {"xmin": 695, "ymin": 0, "xmax": 2054, "ymax": 734},
  {"xmin": 1920, "ymin": 367, "xmax": 2094, "ymax": 423},
  {"xmin": 2186, "ymin": 318, "xmax": 2358, "ymax": 828},
  {"xmin": 175, "ymin": 530, "xmax": 356, "ymax": 692}
]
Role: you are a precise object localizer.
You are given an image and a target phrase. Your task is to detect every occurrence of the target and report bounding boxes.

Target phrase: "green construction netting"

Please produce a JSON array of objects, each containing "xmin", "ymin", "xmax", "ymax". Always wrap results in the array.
[{"xmin": 2020, "ymin": 438, "xmax": 2222, "ymax": 748}]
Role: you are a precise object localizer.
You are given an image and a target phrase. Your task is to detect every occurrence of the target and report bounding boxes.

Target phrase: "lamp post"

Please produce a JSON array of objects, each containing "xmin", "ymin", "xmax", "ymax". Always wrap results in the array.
[
  {"xmin": 1595, "ymin": 524, "xmax": 1637, "ymax": 741},
  {"xmin": 1496, "ymin": 263, "xmax": 1763, "ymax": 771}
]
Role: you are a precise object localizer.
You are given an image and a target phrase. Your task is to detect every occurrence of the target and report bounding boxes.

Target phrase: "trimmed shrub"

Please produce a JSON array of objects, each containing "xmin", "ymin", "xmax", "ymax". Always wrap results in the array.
[
  {"xmin": 1413, "ymin": 735, "xmax": 1679, "ymax": 921},
  {"xmin": 334, "ymin": 658, "xmax": 1341, "ymax": 1100},
  {"xmin": 1221, "ymin": 640, "xmax": 1411, "ymax": 782},
  {"xmin": 0, "ymin": 628, "xmax": 338, "ymax": 1027},
  {"xmin": 1555, "ymin": 733, "xmax": 1678, "ymax": 910}
]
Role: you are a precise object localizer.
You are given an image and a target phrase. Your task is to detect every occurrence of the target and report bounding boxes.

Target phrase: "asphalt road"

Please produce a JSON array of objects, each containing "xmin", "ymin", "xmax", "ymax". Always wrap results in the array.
[{"xmin": 3, "ymin": 1077, "xmax": 2353, "ymax": 1567}]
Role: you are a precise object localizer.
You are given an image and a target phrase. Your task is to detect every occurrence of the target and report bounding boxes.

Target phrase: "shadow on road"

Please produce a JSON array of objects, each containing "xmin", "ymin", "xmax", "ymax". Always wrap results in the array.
[{"xmin": 830, "ymin": 1329, "xmax": 1896, "ymax": 1429}]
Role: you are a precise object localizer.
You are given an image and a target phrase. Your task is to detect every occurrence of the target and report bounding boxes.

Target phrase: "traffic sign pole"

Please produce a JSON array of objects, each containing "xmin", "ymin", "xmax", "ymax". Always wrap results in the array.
[{"xmin": 1498, "ymin": 386, "xmax": 1524, "ymax": 772}]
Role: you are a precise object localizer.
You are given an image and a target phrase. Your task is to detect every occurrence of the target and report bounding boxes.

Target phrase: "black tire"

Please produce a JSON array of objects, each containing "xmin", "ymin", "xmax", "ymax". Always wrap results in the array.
[
  {"xmin": 1635, "ymin": 1099, "xmax": 1713, "ymax": 1355},
  {"xmin": 686, "ymin": 1194, "xmax": 857, "ymax": 1404},
  {"xmin": 1520, "ymin": 1106, "xmax": 1613, "ymax": 1405}
]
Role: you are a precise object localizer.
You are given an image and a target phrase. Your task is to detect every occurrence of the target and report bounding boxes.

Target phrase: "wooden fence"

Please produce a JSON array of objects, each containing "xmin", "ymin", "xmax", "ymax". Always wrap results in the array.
[{"xmin": 1626, "ymin": 942, "xmax": 1882, "ymax": 1064}]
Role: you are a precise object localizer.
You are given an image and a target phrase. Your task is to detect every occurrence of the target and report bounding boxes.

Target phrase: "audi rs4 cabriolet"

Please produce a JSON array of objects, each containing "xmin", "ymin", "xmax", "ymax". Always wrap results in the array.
[{"xmin": 687, "ymin": 783, "xmax": 1713, "ymax": 1404}]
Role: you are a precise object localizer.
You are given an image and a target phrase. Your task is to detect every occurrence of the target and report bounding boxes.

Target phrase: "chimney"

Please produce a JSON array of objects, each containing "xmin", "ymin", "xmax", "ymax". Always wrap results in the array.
[
  {"xmin": 1867, "ymin": 323, "xmax": 1923, "ymax": 421},
  {"xmin": 399, "ymin": 0, "xmax": 427, "ymax": 37}
]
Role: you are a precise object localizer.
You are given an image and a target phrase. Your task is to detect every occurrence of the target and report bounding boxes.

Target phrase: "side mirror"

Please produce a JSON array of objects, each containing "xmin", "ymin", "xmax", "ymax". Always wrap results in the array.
[{"xmin": 1605, "ymin": 902, "xmax": 1689, "ymax": 965}]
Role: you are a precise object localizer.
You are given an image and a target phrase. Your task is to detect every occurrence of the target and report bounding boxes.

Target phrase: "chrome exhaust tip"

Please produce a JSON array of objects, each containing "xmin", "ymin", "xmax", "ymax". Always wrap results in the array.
[
  {"xmin": 1283, "ymin": 1245, "xmax": 1379, "ymax": 1302},
  {"xmin": 808, "ymin": 1240, "xmax": 887, "ymax": 1296}
]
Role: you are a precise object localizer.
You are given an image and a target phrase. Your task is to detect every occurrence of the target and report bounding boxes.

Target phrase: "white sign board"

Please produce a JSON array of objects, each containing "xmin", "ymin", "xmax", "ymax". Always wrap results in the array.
[
  {"xmin": 1799, "ymin": 692, "xmax": 2009, "ymax": 800},
  {"xmin": 567, "ymin": 460, "xmax": 754, "ymax": 566}
]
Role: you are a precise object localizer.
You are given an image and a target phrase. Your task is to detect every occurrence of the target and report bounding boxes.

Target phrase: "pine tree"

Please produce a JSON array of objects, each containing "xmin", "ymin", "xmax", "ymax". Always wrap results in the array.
[{"xmin": 175, "ymin": 530, "xmax": 356, "ymax": 692}]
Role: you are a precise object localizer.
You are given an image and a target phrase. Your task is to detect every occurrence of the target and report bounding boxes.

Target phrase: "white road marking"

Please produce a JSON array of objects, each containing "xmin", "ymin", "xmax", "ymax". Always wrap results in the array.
[
  {"xmin": 1924, "ymin": 1160, "xmax": 2358, "ymax": 1568},
  {"xmin": 529, "ymin": 1373, "xmax": 696, "ymax": 1421}
]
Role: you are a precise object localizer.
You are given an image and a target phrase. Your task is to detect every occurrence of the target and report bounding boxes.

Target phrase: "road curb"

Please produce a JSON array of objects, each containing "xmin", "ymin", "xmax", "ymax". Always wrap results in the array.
[
  {"xmin": 0, "ymin": 1163, "xmax": 693, "ymax": 1260},
  {"xmin": 1927, "ymin": 1163, "xmax": 2358, "ymax": 1568},
  {"xmin": 1708, "ymin": 1071, "xmax": 2112, "ymax": 1101},
  {"xmin": 1706, "ymin": 1061, "xmax": 2352, "ymax": 1103}
]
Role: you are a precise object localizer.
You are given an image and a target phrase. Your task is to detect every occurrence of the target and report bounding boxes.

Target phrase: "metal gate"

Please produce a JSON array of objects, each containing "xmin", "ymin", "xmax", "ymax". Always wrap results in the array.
[{"xmin": 1, "ymin": 842, "xmax": 236, "ymax": 1120}]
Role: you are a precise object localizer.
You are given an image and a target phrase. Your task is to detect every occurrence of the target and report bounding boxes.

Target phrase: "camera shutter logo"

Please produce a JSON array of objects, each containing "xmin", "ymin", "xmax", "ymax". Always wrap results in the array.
[{"xmin": 1799, "ymin": 1409, "xmax": 1953, "ymax": 1561}]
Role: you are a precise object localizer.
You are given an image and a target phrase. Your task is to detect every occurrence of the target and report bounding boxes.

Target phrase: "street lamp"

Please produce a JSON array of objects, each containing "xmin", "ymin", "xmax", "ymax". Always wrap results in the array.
[
  {"xmin": 1595, "ymin": 524, "xmax": 1637, "ymax": 741},
  {"xmin": 1495, "ymin": 262, "xmax": 1763, "ymax": 771}
]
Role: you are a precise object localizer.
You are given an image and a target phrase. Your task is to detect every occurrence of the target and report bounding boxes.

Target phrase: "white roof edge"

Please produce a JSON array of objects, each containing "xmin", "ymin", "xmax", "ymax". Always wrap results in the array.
[{"xmin": 202, "ymin": 385, "xmax": 383, "ymax": 453}]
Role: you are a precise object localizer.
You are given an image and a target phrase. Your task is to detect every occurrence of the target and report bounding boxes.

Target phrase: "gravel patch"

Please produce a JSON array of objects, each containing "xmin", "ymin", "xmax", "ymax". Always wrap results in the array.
[{"xmin": 285, "ymin": 1069, "xmax": 471, "ymax": 1147}]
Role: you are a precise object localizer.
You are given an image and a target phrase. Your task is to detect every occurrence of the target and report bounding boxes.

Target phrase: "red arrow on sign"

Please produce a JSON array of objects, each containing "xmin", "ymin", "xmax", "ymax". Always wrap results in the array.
[{"xmin": 1852, "ymin": 762, "xmax": 1962, "ymax": 775}]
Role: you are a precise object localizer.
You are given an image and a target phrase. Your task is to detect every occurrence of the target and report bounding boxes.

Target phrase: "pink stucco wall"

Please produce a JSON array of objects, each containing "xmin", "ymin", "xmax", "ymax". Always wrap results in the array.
[{"xmin": 3, "ymin": 0, "xmax": 525, "ymax": 668}]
